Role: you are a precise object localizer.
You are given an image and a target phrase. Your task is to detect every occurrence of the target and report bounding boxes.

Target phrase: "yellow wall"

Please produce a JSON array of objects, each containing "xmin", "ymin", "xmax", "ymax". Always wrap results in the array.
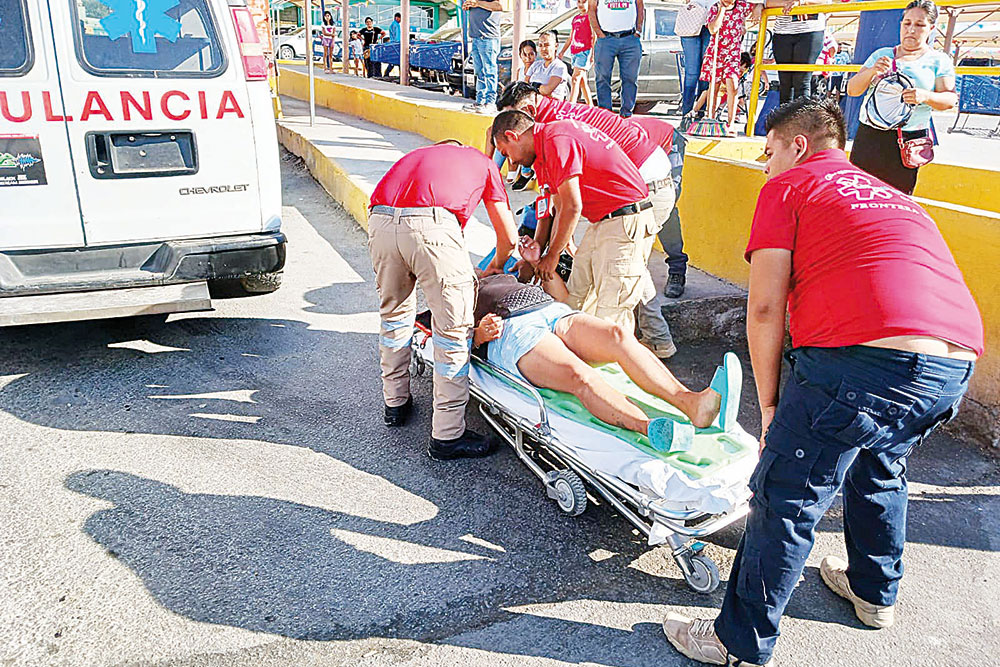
[
  {"xmin": 684, "ymin": 138, "xmax": 1000, "ymax": 214},
  {"xmin": 278, "ymin": 68, "xmax": 493, "ymax": 150},
  {"xmin": 678, "ymin": 151, "xmax": 1000, "ymax": 411}
]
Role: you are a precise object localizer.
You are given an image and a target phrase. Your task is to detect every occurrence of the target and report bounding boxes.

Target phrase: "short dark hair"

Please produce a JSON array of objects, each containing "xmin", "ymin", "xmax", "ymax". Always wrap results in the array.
[
  {"xmin": 905, "ymin": 0, "xmax": 939, "ymax": 23},
  {"xmin": 435, "ymin": 139, "xmax": 463, "ymax": 146},
  {"xmin": 395, "ymin": 12, "xmax": 401, "ymax": 19},
  {"xmin": 497, "ymin": 81, "xmax": 538, "ymax": 111},
  {"xmin": 740, "ymin": 51, "xmax": 753, "ymax": 69},
  {"xmin": 519, "ymin": 39, "xmax": 537, "ymax": 53},
  {"xmin": 365, "ymin": 16, "xmax": 373, "ymax": 22},
  {"xmin": 491, "ymin": 109, "xmax": 535, "ymax": 143},
  {"xmin": 764, "ymin": 97, "xmax": 846, "ymax": 150}
]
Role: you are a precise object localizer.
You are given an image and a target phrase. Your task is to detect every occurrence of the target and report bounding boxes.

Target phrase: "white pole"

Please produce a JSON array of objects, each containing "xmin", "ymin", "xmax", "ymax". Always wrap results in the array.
[
  {"xmin": 511, "ymin": 0, "xmax": 526, "ymax": 81},
  {"xmin": 306, "ymin": 0, "xmax": 315, "ymax": 125},
  {"xmin": 400, "ymin": 0, "xmax": 410, "ymax": 85}
]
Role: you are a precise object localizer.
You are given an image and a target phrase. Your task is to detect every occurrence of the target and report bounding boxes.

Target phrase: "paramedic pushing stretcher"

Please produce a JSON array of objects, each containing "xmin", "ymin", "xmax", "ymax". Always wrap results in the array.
[
  {"xmin": 368, "ymin": 141, "xmax": 518, "ymax": 461},
  {"xmin": 491, "ymin": 110, "xmax": 657, "ymax": 333},
  {"xmin": 661, "ymin": 98, "xmax": 984, "ymax": 667}
]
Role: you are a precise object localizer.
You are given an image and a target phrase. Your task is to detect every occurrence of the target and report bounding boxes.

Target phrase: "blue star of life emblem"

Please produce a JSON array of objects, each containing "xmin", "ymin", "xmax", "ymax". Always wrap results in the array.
[{"xmin": 98, "ymin": 0, "xmax": 182, "ymax": 54}]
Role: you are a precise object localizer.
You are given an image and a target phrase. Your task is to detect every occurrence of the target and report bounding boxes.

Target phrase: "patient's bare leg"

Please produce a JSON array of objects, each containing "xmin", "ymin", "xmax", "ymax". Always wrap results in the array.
[
  {"xmin": 554, "ymin": 314, "xmax": 720, "ymax": 428},
  {"xmin": 516, "ymin": 333, "xmax": 651, "ymax": 434}
]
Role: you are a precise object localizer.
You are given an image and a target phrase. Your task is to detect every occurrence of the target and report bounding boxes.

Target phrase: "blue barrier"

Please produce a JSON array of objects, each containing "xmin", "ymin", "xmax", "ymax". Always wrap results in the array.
[
  {"xmin": 950, "ymin": 75, "xmax": 1000, "ymax": 136},
  {"xmin": 370, "ymin": 42, "xmax": 401, "ymax": 65},
  {"xmin": 410, "ymin": 42, "xmax": 461, "ymax": 71}
]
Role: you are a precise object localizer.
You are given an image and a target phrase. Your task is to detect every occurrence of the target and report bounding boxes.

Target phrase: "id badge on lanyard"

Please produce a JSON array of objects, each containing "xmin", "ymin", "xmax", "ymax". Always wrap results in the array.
[{"xmin": 535, "ymin": 191, "xmax": 551, "ymax": 219}]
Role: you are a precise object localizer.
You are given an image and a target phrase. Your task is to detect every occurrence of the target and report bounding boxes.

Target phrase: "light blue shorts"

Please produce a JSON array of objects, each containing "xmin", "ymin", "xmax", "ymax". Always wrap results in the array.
[
  {"xmin": 571, "ymin": 49, "xmax": 592, "ymax": 70},
  {"xmin": 487, "ymin": 302, "xmax": 576, "ymax": 381}
]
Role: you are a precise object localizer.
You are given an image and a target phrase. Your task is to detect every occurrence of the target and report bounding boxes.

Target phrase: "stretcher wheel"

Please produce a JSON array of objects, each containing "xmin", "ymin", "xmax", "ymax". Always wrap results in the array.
[
  {"xmin": 682, "ymin": 554, "xmax": 720, "ymax": 594},
  {"xmin": 552, "ymin": 470, "xmax": 587, "ymax": 516},
  {"xmin": 409, "ymin": 348, "xmax": 426, "ymax": 377}
]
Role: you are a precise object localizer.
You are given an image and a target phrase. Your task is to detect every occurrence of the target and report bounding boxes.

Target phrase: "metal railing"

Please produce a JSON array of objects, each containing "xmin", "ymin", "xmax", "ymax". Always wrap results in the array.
[{"xmin": 745, "ymin": 0, "xmax": 1000, "ymax": 136}]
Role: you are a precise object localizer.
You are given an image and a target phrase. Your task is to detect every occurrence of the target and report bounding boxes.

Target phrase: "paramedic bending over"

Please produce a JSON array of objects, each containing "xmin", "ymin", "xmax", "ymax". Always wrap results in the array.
[
  {"xmin": 368, "ymin": 141, "xmax": 518, "ymax": 462},
  {"xmin": 660, "ymin": 98, "xmax": 982, "ymax": 667},
  {"xmin": 471, "ymin": 274, "xmax": 740, "ymax": 449}
]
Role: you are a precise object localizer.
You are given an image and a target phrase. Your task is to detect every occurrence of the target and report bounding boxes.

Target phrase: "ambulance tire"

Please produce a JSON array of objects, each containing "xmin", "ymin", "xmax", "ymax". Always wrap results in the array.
[{"xmin": 208, "ymin": 272, "xmax": 283, "ymax": 298}]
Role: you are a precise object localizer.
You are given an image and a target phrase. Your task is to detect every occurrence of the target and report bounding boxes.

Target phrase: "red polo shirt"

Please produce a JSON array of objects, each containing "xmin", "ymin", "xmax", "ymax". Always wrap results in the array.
[
  {"xmin": 532, "ymin": 96, "xmax": 658, "ymax": 168},
  {"xmin": 370, "ymin": 144, "xmax": 508, "ymax": 227},
  {"xmin": 745, "ymin": 149, "xmax": 984, "ymax": 355},
  {"xmin": 532, "ymin": 120, "xmax": 649, "ymax": 222},
  {"xmin": 631, "ymin": 116, "xmax": 675, "ymax": 154}
]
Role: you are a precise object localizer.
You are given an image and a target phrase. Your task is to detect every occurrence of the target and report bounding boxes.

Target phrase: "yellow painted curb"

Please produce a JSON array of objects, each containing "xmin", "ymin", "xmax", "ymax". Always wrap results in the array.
[{"xmin": 276, "ymin": 122, "xmax": 372, "ymax": 231}]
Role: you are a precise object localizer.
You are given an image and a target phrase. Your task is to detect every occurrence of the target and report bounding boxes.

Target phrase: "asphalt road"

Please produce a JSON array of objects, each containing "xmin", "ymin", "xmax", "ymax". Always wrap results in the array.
[{"xmin": 1, "ymin": 153, "xmax": 998, "ymax": 666}]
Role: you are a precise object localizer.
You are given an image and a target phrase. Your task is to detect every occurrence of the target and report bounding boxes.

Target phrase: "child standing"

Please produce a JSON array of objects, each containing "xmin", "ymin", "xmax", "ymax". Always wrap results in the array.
[
  {"xmin": 350, "ymin": 31, "xmax": 364, "ymax": 76},
  {"xmin": 321, "ymin": 11, "xmax": 335, "ymax": 73},
  {"xmin": 558, "ymin": 0, "xmax": 594, "ymax": 105}
]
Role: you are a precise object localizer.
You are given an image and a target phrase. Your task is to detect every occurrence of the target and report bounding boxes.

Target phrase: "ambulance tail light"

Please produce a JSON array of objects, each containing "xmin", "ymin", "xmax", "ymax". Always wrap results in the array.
[{"xmin": 231, "ymin": 6, "xmax": 268, "ymax": 80}]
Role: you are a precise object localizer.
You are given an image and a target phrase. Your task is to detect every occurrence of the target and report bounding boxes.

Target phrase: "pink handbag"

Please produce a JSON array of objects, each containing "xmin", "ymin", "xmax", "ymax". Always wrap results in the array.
[
  {"xmin": 897, "ymin": 127, "xmax": 934, "ymax": 169},
  {"xmin": 676, "ymin": 0, "xmax": 710, "ymax": 37}
]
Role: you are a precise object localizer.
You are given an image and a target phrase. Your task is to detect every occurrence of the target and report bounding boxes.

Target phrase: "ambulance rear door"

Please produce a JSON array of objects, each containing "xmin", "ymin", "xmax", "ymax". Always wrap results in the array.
[
  {"xmin": 47, "ymin": 0, "xmax": 266, "ymax": 246},
  {"xmin": 0, "ymin": 0, "xmax": 86, "ymax": 251}
]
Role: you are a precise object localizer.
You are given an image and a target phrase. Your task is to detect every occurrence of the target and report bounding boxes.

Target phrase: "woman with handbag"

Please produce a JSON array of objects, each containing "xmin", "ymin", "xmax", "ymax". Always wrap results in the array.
[
  {"xmin": 847, "ymin": 0, "xmax": 957, "ymax": 194},
  {"xmin": 676, "ymin": 0, "xmax": 716, "ymax": 123}
]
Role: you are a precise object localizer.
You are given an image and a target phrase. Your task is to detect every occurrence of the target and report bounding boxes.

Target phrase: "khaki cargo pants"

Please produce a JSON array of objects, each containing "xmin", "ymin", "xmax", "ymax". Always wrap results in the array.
[
  {"xmin": 566, "ymin": 207, "xmax": 658, "ymax": 331},
  {"xmin": 368, "ymin": 208, "xmax": 475, "ymax": 441}
]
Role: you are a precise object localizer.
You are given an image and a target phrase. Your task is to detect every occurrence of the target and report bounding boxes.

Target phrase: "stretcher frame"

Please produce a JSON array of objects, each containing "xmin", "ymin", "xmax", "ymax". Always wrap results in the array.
[{"xmin": 410, "ymin": 323, "xmax": 750, "ymax": 593}]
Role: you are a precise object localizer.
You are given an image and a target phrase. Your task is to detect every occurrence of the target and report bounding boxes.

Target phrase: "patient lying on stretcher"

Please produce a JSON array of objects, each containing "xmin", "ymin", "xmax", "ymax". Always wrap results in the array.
[{"xmin": 473, "ymin": 273, "xmax": 741, "ymax": 452}]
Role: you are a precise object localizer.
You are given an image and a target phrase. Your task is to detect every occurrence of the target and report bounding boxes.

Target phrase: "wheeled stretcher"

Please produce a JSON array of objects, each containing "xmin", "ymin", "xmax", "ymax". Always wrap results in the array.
[{"xmin": 410, "ymin": 315, "xmax": 757, "ymax": 593}]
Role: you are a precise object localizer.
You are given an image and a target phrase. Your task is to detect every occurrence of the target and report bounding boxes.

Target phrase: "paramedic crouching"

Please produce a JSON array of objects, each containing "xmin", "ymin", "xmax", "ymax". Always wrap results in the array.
[
  {"xmin": 368, "ymin": 141, "xmax": 518, "ymax": 461},
  {"xmin": 491, "ymin": 110, "xmax": 657, "ymax": 332},
  {"xmin": 661, "ymin": 98, "xmax": 983, "ymax": 666}
]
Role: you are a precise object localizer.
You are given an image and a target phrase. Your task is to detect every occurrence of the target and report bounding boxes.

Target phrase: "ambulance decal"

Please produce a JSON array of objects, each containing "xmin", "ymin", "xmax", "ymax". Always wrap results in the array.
[
  {"xmin": 0, "ymin": 135, "xmax": 46, "ymax": 187},
  {"xmin": 99, "ymin": 0, "xmax": 182, "ymax": 54}
]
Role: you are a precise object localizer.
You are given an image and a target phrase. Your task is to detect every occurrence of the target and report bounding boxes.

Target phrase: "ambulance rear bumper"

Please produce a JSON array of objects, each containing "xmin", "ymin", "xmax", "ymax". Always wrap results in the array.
[{"xmin": 0, "ymin": 231, "xmax": 286, "ymax": 298}]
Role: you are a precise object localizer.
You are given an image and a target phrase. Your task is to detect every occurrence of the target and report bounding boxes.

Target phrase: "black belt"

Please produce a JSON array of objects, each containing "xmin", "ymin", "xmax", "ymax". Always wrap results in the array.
[
  {"xmin": 604, "ymin": 29, "xmax": 637, "ymax": 38},
  {"xmin": 600, "ymin": 200, "xmax": 652, "ymax": 221}
]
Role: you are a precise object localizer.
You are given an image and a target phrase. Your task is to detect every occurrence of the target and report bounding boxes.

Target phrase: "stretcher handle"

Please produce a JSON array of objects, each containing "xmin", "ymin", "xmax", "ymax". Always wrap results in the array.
[{"xmin": 473, "ymin": 357, "xmax": 551, "ymax": 436}]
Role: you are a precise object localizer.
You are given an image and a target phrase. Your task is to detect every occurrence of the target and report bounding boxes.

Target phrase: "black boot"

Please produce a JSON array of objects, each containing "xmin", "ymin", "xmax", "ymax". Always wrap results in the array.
[
  {"xmin": 427, "ymin": 429, "xmax": 496, "ymax": 461},
  {"xmin": 664, "ymin": 273, "xmax": 686, "ymax": 299},
  {"xmin": 384, "ymin": 396, "xmax": 413, "ymax": 427}
]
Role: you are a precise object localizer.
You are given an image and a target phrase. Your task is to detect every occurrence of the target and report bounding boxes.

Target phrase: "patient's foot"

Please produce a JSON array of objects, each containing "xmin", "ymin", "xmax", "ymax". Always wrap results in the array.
[
  {"xmin": 708, "ymin": 352, "xmax": 743, "ymax": 432},
  {"xmin": 690, "ymin": 388, "xmax": 722, "ymax": 429}
]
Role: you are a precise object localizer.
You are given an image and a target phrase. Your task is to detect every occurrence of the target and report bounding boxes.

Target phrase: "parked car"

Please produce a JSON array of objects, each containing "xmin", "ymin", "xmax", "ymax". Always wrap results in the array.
[
  {"xmin": 277, "ymin": 26, "xmax": 325, "ymax": 61},
  {"xmin": 448, "ymin": 2, "xmax": 684, "ymax": 113},
  {"xmin": 1, "ymin": 0, "xmax": 284, "ymax": 325}
]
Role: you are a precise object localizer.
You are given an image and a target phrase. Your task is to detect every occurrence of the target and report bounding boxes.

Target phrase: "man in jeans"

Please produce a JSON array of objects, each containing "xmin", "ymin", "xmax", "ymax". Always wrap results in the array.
[
  {"xmin": 589, "ymin": 0, "xmax": 644, "ymax": 117},
  {"xmin": 462, "ymin": 0, "xmax": 503, "ymax": 114},
  {"xmin": 661, "ymin": 98, "xmax": 983, "ymax": 665}
]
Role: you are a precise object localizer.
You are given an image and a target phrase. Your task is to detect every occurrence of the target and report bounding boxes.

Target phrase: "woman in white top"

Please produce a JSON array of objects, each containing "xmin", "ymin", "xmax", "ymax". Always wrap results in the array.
[
  {"xmin": 765, "ymin": 0, "xmax": 830, "ymax": 103},
  {"xmin": 526, "ymin": 31, "xmax": 571, "ymax": 100}
]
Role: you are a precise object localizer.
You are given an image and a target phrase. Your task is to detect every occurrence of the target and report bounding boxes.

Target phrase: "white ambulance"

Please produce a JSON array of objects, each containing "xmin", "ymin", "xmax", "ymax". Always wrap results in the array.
[{"xmin": 0, "ymin": 0, "xmax": 284, "ymax": 326}]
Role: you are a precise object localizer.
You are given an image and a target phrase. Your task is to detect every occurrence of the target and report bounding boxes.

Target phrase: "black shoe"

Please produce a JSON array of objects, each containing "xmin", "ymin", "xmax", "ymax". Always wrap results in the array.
[
  {"xmin": 427, "ymin": 429, "xmax": 496, "ymax": 461},
  {"xmin": 384, "ymin": 396, "xmax": 413, "ymax": 427},
  {"xmin": 511, "ymin": 172, "xmax": 532, "ymax": 191},
  {"xmin": 664, "ymin": 273, "xmax": 686, "ymax": 299}
]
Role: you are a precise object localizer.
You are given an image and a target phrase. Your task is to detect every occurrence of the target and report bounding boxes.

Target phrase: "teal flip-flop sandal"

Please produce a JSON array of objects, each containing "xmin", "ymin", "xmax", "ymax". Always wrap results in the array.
[
  {"xmin": 648, "ymin": 417, "xmax": 696, "ymax": 454},
  {"xmin": 709, "ymin": 352, "xmax": 743, "ymax": 433}
]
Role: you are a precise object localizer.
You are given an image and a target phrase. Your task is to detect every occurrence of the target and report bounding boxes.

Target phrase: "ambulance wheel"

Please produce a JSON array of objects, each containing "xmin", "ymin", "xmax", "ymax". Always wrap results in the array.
[
  {"xmin": 552, "ymin": 470, "xmax": 587, "ymax": 516},
  {"xmin": 279, "ymin": 45, "xmax": 295, "ymax": 60},
  {"xmin": 682, "ymin": 554, "xmax": 720, "ymax": 594},
  {"xmin": 209, "ymin": 272, "xmax": 282, "ymax": 298}
]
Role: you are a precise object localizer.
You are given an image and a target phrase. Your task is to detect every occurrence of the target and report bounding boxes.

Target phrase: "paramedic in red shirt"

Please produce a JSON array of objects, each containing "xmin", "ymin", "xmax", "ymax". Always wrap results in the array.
[
  {"xmin": 368, "ymin": 140, "xmax": 518, "ymax": 461},
  {"xmin": 662, "ymin": 98, "xmax": 982, "ymax": 666},
  {"xmin": 492, "ymin": 110, "xmax": 656, "ymax": 331},
  {"xmin": 493, "ymin": 83, "xmax": 677, "ymax": 357}
]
